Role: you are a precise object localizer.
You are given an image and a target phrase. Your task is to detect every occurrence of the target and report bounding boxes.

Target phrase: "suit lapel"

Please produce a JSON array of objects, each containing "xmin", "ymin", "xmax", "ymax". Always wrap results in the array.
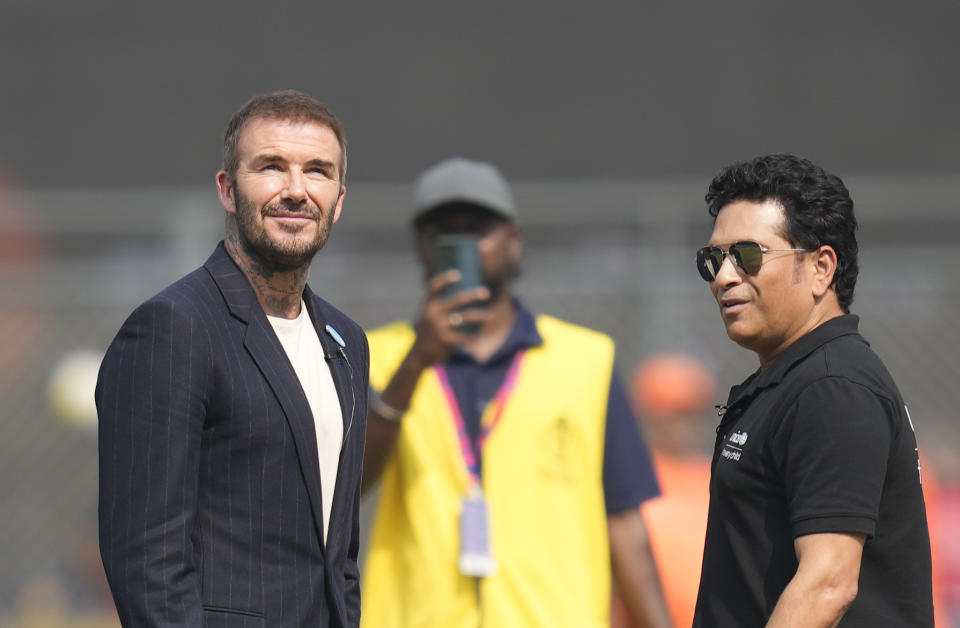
[
  {"xmin": 302, "ymin": 289, "xmax": 359, "ymax": 533},
  {"xmin": 204, "ymin": 243, "xmax": 328, "ymax": 550},
  {"xmin": 303, "ymin": 288, "xmax": 356, "ymax": 445}
]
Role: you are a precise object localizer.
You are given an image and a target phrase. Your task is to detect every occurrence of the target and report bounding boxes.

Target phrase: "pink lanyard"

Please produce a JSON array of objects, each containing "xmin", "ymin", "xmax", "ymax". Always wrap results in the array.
[{"xmin": 434, "ymin": 350, "xmax": 525, "ymax": 489}]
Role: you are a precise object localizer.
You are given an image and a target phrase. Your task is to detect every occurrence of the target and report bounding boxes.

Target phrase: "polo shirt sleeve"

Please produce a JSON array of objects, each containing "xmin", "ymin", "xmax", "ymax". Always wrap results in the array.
[
  {"xmin": 776, "ymin": 377, "xmax": 892, "ymax": 539},
  {"xmin": 602, "ymin": 368, "xmax": 661, "ymax": 514}
]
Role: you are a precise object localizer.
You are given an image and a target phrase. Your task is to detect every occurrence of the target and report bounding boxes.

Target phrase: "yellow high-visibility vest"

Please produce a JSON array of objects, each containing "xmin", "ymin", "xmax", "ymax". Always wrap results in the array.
[{"xmin": 361, "ymin": 314, "xmax": 614, "ymax": 628}]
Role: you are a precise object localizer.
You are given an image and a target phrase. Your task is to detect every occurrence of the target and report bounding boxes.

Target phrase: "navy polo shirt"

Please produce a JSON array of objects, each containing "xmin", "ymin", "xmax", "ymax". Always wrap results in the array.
[{"xmin": 442, "ymin": 301, "xmax": 660, "ymax": 514}]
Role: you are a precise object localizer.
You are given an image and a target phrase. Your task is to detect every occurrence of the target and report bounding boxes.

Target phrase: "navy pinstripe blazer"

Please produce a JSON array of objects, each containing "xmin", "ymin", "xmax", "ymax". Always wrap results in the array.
[{"xmin": 97, "ymin": 243, "xmax": 369, "ymax": 627}]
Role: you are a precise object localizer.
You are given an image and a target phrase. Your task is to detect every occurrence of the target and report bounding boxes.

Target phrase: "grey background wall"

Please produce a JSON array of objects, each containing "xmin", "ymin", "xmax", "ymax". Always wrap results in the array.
[{"xmin": 2, "ymin": 1, "xmax": 959, "ymax": 187}]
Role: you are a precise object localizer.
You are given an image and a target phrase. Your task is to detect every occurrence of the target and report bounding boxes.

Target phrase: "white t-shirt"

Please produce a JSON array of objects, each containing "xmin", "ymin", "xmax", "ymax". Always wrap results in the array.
[{"xmin": 267, "ymin": 301, "xmax": 343, "ymax": 545}]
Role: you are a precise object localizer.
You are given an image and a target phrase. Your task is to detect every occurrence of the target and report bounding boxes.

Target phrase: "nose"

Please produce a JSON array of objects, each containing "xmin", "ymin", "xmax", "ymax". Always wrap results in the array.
[
  {"xmin": 713, "ymin": 252, "xmax": 742, "ymax": 287},
  {"xmin": 281, "ymin": 169, "xmax": 307, "ymax": 202}
]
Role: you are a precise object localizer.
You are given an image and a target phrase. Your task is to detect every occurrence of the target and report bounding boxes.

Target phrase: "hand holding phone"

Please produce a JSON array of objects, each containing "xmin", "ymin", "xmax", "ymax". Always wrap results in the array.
[{"xmin": 433, "ymin": 235, "xmax": 485, "ymax": 335}]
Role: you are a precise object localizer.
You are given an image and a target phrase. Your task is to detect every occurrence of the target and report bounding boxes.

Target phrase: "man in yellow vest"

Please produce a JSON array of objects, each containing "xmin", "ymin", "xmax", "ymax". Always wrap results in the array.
[{"xmin": 360, "ymin": 157, "xmax": 672, "ymax": 628}]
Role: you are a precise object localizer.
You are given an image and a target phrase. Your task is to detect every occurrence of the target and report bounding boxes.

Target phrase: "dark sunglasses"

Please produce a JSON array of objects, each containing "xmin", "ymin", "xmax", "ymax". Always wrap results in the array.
[{"xmin": 696, "ymin": 241, "xmax": 812, "ymax": 281}]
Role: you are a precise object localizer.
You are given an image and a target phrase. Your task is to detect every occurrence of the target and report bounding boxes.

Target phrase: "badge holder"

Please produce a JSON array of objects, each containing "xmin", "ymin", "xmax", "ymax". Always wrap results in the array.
[{"xmin": 458, "ymin": 488, "xmax": 496, "ymax": 577}]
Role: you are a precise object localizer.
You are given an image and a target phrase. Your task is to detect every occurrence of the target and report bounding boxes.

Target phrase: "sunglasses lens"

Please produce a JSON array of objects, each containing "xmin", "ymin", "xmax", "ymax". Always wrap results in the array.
[
  {"xmin": 696, "ymin": 247, "xmax": 722, "ymax": 281},
  {"xmin": 731, "ymin": 242, "xmax": 764, "ymax": 275}
]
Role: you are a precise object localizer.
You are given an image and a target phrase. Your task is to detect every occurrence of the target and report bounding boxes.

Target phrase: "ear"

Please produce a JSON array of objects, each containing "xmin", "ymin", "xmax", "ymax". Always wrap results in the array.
[
  {"xmin": 216, "ymin": 171, "xmax": 237, "ymax": 215},
  {"xmin": 331, "ymin": 184, "xmax": 346, "ymax": 224},
  {"xmin": 810, "ymin": 245, "xmax": 838, "ymax": 298}
]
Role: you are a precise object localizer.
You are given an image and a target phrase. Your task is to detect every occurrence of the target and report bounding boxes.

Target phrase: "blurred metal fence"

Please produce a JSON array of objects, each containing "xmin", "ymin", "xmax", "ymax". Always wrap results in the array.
[{"xmin": 1, "ymin": 175, "xmax": 958, "ymax": 622}]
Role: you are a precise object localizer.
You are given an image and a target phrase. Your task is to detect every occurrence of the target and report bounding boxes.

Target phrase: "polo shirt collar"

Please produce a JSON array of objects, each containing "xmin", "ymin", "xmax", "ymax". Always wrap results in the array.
[
  {"xmin": 730, "ymin": 314, "xmax": 862, "ymax": 403},
  {"xmin": 450, "ymin": 299, "xmax": 543, "ymax": 365}
]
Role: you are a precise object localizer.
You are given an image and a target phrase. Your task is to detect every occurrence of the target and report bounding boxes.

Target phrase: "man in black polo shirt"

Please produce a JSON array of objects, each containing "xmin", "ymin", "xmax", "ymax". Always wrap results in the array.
[{"xmin": 691, "ymin": 154, "xmax": 934, "ymax": 627}]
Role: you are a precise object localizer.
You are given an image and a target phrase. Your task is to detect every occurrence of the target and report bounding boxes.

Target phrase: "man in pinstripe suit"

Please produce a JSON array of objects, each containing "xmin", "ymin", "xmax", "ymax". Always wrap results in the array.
[{"xmin": 96, "ymin": 90, "xmax": 369, "ymax": 627}]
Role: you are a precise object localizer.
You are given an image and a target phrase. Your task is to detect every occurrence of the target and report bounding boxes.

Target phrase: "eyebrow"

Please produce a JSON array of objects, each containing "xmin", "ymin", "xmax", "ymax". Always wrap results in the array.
[
  {"xmin": 303, "ymin": 158, "xmax": 338, "ymax": 172},
  {"xmin": 250, "ymin": 154, "xmax": 284, "ymax": 167}
]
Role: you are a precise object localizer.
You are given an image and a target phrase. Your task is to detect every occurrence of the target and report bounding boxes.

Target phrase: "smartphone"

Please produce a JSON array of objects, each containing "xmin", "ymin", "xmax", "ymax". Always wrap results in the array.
[{"xmin": 433, "ymin": 235, "xmax": 484, "ymax": 334}]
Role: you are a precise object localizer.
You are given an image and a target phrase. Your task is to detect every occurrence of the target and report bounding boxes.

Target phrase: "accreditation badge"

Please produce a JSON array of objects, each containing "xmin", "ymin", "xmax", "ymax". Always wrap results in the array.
[{"xmin": 458, "ymin": 489, "xmax": 496, "ymax": 577}]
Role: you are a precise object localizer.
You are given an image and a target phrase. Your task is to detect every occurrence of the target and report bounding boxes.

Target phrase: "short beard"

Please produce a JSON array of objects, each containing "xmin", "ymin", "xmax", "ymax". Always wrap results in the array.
[
  {"xmin": 483, "ymin": 256, "xmax": 522, "ymax": 301},
  {"xmin": 233, "ymin": 185, "xmax": 335, "ymax": 273}
]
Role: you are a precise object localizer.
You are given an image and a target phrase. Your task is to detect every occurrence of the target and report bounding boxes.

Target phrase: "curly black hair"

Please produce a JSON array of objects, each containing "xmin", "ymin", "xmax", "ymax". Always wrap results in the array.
[{"xmin": 705, "ymin": 153, "xmax": 859, "ymax": 312}]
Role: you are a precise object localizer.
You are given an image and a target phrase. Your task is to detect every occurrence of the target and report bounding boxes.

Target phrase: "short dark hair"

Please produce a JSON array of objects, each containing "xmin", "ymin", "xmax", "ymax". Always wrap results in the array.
[
  {"xmin": 221, "ymin": 90, "xmax": 347, "ymax": 183},
  {"xmin": 705, "ymin": 153, "xmax": 859, "ymax": 312}
]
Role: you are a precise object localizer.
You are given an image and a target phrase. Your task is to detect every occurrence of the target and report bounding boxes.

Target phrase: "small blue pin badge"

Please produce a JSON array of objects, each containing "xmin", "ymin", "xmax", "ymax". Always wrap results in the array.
[{"xmin": 325, "ymin": 324, "xmax": 346, "ymax": 348}]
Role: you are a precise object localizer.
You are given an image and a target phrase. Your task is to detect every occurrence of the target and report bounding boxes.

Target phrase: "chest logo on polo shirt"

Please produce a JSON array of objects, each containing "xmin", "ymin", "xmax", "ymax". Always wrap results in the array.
[{"xmin": 721, "ymin": 430, "xmax": 748, "ymax": 461}]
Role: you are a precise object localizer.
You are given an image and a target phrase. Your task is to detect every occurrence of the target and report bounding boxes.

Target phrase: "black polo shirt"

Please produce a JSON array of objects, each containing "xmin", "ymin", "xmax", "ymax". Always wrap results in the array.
[{"xmin": 693, "ymin": 315, "xmax": 933, "ymax": 627}]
